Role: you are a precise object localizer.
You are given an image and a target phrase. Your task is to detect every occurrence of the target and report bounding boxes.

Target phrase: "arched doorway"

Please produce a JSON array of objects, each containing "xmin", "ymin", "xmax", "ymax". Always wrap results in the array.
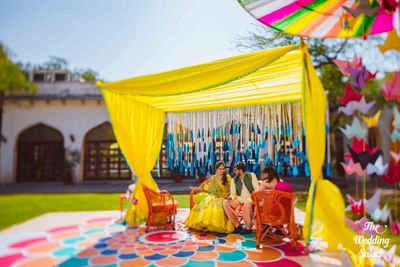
[
  {"xmin": 16, "ymin": 123, "xmax": 64, "ymax": 182},
  {"xmin": 83, "ymin": 122, "xmax": 131, "ymax": 180}
]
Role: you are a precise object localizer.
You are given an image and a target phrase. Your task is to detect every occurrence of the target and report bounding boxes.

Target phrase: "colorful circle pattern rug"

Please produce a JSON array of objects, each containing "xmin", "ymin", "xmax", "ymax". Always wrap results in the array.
[{"xmin": 0, "ymin": 209, "xmax": 308, "ymax": 266}]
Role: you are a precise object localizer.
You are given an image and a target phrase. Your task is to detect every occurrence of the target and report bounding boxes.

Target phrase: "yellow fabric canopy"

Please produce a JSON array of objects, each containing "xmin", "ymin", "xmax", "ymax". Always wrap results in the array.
[
  {"xmin": 98, "ymin": 44, "xmax": 357, "ymax": 252},
  {"xmin": 97, "ymin": 45, "xmax": 302, "ymax": 111}
]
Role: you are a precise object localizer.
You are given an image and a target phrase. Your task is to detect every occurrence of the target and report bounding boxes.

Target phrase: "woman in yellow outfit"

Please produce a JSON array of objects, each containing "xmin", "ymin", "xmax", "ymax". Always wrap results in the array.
[{"xmin": 185, "ymin": 161, "xmax": 235, "ymax": 233}]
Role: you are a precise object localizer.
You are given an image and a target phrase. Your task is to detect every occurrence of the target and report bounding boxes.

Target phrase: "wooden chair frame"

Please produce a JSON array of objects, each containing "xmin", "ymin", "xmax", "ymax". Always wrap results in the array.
[
  {"xmin": 142, "ymin": 184, "xmax": 178, "ymax": 232},
  {"xmin": 252, "ymin": 190, "xmax": 297, "ymax": 249}
]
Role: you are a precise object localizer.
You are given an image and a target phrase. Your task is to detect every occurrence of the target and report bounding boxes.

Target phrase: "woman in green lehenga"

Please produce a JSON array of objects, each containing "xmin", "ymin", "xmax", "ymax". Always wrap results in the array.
[{"xmin": 184, "ymin": 161, "xmax": 234, "ymax": 233}]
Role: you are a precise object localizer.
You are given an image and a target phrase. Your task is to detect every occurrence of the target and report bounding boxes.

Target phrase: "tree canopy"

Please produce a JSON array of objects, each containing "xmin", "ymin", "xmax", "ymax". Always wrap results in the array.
[{"xmin": 0, "ymin": 44, "xmax": 37, "ymax": 93}]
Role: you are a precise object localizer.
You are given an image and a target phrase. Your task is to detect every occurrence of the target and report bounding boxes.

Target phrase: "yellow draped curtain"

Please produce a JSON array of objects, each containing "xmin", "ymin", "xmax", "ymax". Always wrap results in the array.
[
  {"xmin": 102, "ymin": 90, "xmax": 165, "ymax": 223},
  {"xmin": 300, "ymin": 45, "xmax": 358, "ymax": 252}
]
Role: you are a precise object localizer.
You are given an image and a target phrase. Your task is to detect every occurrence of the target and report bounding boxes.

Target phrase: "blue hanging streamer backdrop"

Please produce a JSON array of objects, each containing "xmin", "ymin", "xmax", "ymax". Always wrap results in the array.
[{"xmin": 165, "ymin": 102, "xmax": 311, "ymax": 177}]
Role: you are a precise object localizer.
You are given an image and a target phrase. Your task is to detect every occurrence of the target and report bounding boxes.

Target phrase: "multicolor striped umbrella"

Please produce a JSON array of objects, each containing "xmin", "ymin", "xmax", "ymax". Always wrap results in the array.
[{"xmin": 238, "ymin": 0, "xmax": 400, "ymax": 38}]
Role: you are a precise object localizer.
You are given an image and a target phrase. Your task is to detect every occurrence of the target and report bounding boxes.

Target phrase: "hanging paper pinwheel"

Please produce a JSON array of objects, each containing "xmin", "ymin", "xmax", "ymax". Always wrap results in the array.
[
  {"xmin": 237, "ymin": 0, "xmax": 400, "ymax": 38},
  {"xmin": 381, "ymin": 72, "xmax": 400, "ymax": 101}
]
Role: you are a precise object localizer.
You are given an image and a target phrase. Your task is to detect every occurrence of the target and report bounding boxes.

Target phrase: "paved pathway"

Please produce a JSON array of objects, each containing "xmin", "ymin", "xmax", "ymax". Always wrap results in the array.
[{"xmin": 0, "ymin": 177, "xmax": 312, "ymax": 194}]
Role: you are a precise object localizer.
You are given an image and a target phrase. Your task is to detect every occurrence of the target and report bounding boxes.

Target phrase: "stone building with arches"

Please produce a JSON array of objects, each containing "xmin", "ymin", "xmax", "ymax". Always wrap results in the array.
[{"xmin": 0, "ymin": 69, "xmax": 134, "ymax": 184}]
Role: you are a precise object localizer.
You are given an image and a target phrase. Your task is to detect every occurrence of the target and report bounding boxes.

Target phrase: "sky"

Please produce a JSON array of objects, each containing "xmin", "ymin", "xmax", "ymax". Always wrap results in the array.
[
  {"xmin": 0, "ymin": 0, "xmax": 398, "ymax": 82},
  {"xmin": 0, "ymin": 0, "xmax": 256, "ymax": 81}
]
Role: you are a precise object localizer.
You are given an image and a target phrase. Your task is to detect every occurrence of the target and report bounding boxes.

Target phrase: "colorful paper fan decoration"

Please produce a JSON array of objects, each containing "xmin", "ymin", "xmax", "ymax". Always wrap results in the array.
[
  {"xmin": 381, "ymin": 72, "xmax": 400, "ymax": 101},
  {"xmin": 378, "ymin": 29, "xmax": 400, "ymax": 53},
  {"xmin": 237, "ymin": 0, "xmax": 400, "ymax": 38},
  {"xmin": 334, "ymin": 56, "xmax": 363, "ymax": 76},
  {"xmin": 339, "ymin": 84, "xmax": 363, "ymax": 105}
]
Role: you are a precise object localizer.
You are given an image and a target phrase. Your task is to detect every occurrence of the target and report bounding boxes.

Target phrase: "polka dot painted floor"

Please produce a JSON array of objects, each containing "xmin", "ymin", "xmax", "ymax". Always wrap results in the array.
[{"xmin": 0, "ymin": 209, "xmax": 339, "ymax": 266}]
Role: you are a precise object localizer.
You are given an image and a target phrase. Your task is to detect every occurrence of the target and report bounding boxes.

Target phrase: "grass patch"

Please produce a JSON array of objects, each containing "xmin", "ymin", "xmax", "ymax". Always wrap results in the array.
[
  {"xmin": 0, "ymin": 193, "xmax": 191, "ymax": 230},
  {"xmin": 0, "ymin": 193, "xmax": 306, "ymax": 230},
  {"xmin": 295, "ymin": 192, "xmax": 308, "ymax": 211}
]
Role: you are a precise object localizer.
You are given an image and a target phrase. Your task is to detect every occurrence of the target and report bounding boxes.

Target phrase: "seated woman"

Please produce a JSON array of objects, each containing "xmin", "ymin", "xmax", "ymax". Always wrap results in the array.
[
  {"xmin": 185, "ymin": 161, "xmax": 234, "ymax": 233},
  {"xmin": 260, "ymin": 167, "xmax": 293, "ymax": 192}
]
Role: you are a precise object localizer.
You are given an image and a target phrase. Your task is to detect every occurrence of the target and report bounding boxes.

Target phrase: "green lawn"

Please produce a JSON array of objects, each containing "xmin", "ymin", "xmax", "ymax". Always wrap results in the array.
[
  {"xmin": 0, "ymin": 193, "xmax": 191, "ymax": 230},
  {"xmin": 0, "ymin": 193, "xmax": 306, "ymax": 231}
]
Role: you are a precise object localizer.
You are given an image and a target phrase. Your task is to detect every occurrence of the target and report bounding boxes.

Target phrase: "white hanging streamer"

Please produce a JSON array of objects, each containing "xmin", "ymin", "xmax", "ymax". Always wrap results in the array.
[{"xmin": 165, "ymin": 102, "xmax": 304, "ymax": 176}]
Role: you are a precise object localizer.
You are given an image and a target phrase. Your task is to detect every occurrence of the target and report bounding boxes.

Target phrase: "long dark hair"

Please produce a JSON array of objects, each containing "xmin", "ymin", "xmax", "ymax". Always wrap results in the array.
[
  {"xmin": 215, "ymin": 161, "xmax": 228, "ymax": 186},
  {"xmin": 262, "ymin": 166, "xmax": 279, "ymax": 183}
]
